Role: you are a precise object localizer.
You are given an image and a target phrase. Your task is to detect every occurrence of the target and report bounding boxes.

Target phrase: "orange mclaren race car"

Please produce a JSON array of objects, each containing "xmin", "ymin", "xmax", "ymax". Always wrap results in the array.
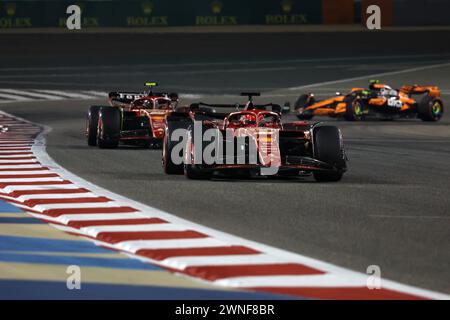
[
  {"xmin": 162, "ymin": 93, "xmax": 347, "ymax": 182},
  {"xmin": 295, "ymin": 80, "xmax": 444, "ymax": 121},
  {"xmin": 86, "ymin": 83, "xmax": 179, "ymax": 148}
]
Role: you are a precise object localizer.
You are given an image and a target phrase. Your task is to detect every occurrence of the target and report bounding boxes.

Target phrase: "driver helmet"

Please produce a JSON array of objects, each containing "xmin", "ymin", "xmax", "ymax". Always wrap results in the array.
[
  {"xmin": 369, "ymin": 79, "xmax": 380, "ymax": 90},
  {"xmin": 239, "ymin": 114, "xmax": 255, "ymax": 125}
]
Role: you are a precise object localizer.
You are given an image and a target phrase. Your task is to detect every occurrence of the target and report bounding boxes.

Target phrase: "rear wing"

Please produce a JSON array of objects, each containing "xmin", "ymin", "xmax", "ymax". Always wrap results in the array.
[
  {"xmin": 190, "ymin": 102, "xmax": 238, "ymax": 115},
  {"xmin": 189, "ymin": 102, "xmax": 282, "ymax": 114},
  {"xmin": 108, "ymin": 91, "xmax": 174, "ymax": 105},
  {"xmin": 399, "ymin": 85, "xmax": 441, "ymax": 98},
  {"xmin": 189, "ymin": 103, "xmax": 231, "ymax": 119},
  {"xmin": 108, "ymin": 91, "xmax": 146, "ymax": 105}
]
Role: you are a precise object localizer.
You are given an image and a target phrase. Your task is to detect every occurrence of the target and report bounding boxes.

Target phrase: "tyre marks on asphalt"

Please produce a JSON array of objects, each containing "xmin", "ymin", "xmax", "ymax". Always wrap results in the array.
[{"xmin": 0, "ymin": 112, "xmax": 447, "ymax": 300}]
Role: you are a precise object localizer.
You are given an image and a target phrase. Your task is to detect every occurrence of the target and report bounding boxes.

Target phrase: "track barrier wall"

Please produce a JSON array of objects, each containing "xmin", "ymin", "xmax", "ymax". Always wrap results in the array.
[{"xmin": 0, "ymin": 0, "xmax": 448, "ymax": 29}]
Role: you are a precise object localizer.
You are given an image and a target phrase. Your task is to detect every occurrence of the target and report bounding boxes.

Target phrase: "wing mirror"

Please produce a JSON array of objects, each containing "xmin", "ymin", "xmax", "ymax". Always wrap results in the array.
[{"xmin": 336, "ymin": 92, "xmax": 342, "ymax": 96}]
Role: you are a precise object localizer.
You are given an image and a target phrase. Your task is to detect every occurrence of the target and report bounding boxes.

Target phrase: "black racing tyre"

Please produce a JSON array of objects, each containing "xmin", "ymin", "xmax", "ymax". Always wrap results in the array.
[
  {"xmin": 294, "ymin": 94, "xmax": 315, "ymax": 111},
  {"xmin": 162, "ymin": 133, "xmax": 183, "ymax": 175},
  {"xmin": 97, "ymin": 106, "xmax": 121, "ymax": 149},
  {"xmin": 184, "ymin": 164, "xmax": 212, "ymax": 180},
  {"xmin": 418, "ymin": 95, "xmax": 443, "ymax": 122},
  {"xmin": 162, "ymin": 118, "xmax": 192, "ymax": 174},
  {"xmin": 183, "ymin": 124, "xmax": 212, "ymax": 180},
  {"xmin": 295, "ymin": 94, "xmax": 315, "ymax": 120},
  {"xmin": 312, "ymin": 126, "xmax": 346, "ymax": 182},
  {"xmin": 86, "ymin": 106, "xmax": 101, "ymax": 146},
  {"xmin": 343, "ymin": 97, "xmax": 363, "ymax": 121}
]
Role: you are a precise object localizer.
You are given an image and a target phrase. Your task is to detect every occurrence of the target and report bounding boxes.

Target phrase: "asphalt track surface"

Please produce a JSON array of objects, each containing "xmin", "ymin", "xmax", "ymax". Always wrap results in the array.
[{"xmin": 1, "ymin": 31, "xmax": 449, "ymax": 294}]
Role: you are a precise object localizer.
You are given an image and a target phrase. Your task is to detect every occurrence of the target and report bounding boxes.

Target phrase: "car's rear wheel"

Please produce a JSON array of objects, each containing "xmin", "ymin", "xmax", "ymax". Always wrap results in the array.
[
  {"xmin": 312, "ymin": 126, "xmax": 346, "ymax": 182},
  {"xmin": 86, "ymin": 106, "xmax": 101, "ymax": 146},
  {"xmin": 97, "ymin": 107, "xmax": 121, "ymax": 149},
  {"xmin": 418, "ymin": 95, "xmax": 443, "ymax": 121},
  {"xmin": 184, "ymin": 164, "xmax": 212, "ymax": 180}
]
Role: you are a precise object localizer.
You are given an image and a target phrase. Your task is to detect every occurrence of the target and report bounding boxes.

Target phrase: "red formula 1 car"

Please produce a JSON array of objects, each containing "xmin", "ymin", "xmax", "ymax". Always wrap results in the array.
[
  {"xmin": 86, "ymin": 83, "xmax": 179, "ymax": 148},
  {"xmin": 295, "ymin": 80, "xmax": 444, "ymax": 121},
  {"xmin": 162, "ymin": 93, "xmax": 347, "ymax": 182}
]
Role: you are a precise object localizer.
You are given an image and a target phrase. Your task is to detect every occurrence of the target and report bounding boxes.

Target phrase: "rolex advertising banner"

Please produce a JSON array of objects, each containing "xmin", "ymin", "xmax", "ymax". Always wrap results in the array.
[
  {"xmin": 2, "ymin": 0, "xmax": 450, "ymax": 29},
  {"xmin": 0, "ymin": 1, "xmax": 117, "ymax": 28},
  {"xmin": 187, "ymin": 0, "xmax": 322, "ymax": 26},
  {"xmin": 0, "ymin": 0, "xmax": 323, "ymax": 29},
  {"xmin": 0, "ymin": 1, "xmax": 45, "ymax": 28}
]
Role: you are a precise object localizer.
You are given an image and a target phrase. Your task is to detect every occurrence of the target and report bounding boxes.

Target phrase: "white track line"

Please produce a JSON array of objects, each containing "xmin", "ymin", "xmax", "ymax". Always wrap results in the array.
[
  {"xmin": 0, "ymin": 159, "xmax": 37, "ymax": 163},
  {"xmin": 15, "ymin": 193, "xmax": 96, "ymax": 201},
  {"xmin": 161, "ymin": 254, "xmax": 290, "ymax": 270},
  {"xmin": 80, "ymin": 90, "xmax": 108, "ymax": 97},
  {"xmin": 0, "ymin": 171, "xmax": 49, "ymax": 175},
  {"xmin": 34, "ymin": 90, "xmax": 101, "ymax": 100},
  {"xmin": 0, "ymin": 177, "xmax": 62, "ymax": 183},
  {"xmin": 0, "ymin": 53, "xmax": 447, "ymax": 72},
  {"xmin": 81, "ymin": 224, "xmax": 189, "ymax": 238},
  {"xmin": 0, "ymin": 93, "xmax": 33, "ymax": 101},
  {"xmin": 0, "ymin": 151, "xmax": 33, "ymax": 154},
  {"xmin": 55, "ymin": 213, "xmax": 149, "ymax": 224},
  {"xmin": 32, "ymin": 201, "xmax": 121, "ymax": 211},
  {"xmin": 115, "ymin": 238, "xmax": 232, "ymax": 253},
  {"xmin": 0, "ymin": 89, "xmax": 63, "ymax": 101},
  {"xmin": 215, "ymin": 274, "xmax": 368, "ymax": 288},
  {"xmin": 1, "ymin": 184, "xmax": 76, "ymax": 193},
  {"xmin": 0, "ymin": 157, "xmax": 36, "ymax": 160},
  {"xmin": 287, "ymin": 62, "xmax": 450, "ymax": 91}
]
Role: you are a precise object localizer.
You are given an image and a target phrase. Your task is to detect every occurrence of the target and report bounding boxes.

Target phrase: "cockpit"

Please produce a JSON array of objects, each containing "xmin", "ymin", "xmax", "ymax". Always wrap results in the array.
[
  {"xmin": 226, "ymin": 112, "xmax": 281, "ymax": 129},
  {"xmin": 131, "ymin": 98, "xmax": 173, "ymax": 110}
]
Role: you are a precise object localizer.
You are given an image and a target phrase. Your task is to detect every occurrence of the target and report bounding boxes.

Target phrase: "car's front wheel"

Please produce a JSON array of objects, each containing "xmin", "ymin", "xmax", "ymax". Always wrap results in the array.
[
  {"xmin": 312, "ymin": 125, "xmax": 346, "ymax": 182},
  {"xmin": 97, "ymin": 107, "xmax": 121, "ymax": 149},
  {"xmin": 86, "ymin": 106, "xmax": 101, "ymax": 146}
]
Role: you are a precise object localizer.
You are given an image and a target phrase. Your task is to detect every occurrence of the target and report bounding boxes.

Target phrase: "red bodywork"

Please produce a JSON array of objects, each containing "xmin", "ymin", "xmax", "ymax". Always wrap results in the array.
[
  {"xmin": 109, "ymin": 93, "xmax": 176, "ymax": 144},
  {"xmin": 182, "ymin": 108, "xmax": 324, "ymax": 174}
]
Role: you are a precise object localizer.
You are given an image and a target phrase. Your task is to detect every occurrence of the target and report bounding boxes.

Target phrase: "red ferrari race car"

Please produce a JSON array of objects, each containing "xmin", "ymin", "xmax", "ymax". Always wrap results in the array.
[
  {"xmin": 295, "ymin": 80, "xmax": 444, "ymax": 121},
  {"xmin": 162, "ymin": 93, "xmax": 347, "ymax": 182},
  {"xmin": 86, "ymin": 83, "xmax": 179, "ymax": 148}
]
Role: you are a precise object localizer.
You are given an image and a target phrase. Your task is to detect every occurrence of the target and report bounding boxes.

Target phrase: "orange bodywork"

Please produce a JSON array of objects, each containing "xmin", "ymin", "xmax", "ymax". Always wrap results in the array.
[
  {"xmin": 368, "ymin": 98, "xmax": 386, "ymax": 106},
  {"xmin": 400, "ymin": 85, "xmax": 441, "ymax": 98},
  {"xmin": 335, "ymin": 103, "xmax": 347, "ymax": 114},
  {"xmin": 299, "ymin": 84, "xmax": 442, "ymax": 119},
  {"xmin": 302, "ymin": 96, "xmax": 345, "ymax": 116}
]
